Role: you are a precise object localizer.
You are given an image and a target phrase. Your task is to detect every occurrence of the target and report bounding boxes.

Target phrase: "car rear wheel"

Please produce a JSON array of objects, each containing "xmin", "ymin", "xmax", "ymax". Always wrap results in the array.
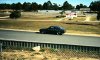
[{"xmin": 40, "ymin": 31, "xmax": 45, "ymax": 34}]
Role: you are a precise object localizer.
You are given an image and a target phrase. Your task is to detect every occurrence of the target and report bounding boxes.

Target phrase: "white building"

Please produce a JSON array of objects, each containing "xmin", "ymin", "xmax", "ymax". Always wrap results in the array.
[
  {"xmin": 80, "ymin": 8, "xmax": 90, "ymax": 12},
  {"xmin": 66, "ymin": 12, "xmax": 77, "ymax": 19}
]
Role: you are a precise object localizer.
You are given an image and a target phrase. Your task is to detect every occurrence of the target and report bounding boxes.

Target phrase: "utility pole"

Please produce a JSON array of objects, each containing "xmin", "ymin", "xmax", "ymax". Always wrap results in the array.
[{"xmin": 0, "ymin": 43, "xmax": 2, "ymax": 60}]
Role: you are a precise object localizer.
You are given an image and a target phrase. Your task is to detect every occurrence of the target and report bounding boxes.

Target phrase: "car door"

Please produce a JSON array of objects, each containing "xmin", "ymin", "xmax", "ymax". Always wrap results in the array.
[
  {"xmin": 47, "ymin": 26, "xmax": 54, "ymax": 34},
  {"xmin": 54, "ymin": 27, "xmax": 60, "ymax": 33},
  {"xmin": 53, "ymin": 27, "xmax": 58, "ymax": 34}
]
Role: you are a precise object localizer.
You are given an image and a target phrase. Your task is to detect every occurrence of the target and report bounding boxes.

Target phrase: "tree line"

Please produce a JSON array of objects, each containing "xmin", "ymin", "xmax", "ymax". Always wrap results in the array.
[
  {"xmin": 0, "ymin": 0, "xmax": 100, "ymax": 11},
  {"xmin": 89, "ymin": 0, "xmax": 100, "ymax": 11},
  {"xmin": 89, "ymin": 0, "xmax": 100, "ymax": 20},
  {"xmin": 0, "ymin": 1, "xmax": 74, "ymax": 11}
]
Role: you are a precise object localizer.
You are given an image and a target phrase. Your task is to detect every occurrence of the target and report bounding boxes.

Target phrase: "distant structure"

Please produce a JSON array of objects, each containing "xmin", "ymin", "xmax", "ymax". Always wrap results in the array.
[
  {"xmin": 66, "ymin": 11, "xmax": 77, "ymax": 20},
  {"xmin": 80, "ymin": 8, "xmax": 90, "ymax": 12},
  {"xmin": 80, "ymin": 8, "xmax": 90, "ymax": 15}
]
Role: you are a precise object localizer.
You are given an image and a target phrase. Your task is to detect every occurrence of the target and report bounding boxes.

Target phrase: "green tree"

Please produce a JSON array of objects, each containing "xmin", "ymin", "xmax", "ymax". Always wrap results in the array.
[
  {"xmin": 79, "ymin": 4, "xmax": 84, "ymax": 8},
  {"xmin": 15, "ymin": 2, "xmax": 22, "ymax": 10},
  {"xmin": 52, "ymin": 3, "xmax": 59, "ymax": 10},
  {"xmin": 97, "ymin": 11, "xmax": 100, "ymax": 20},
  {"xmin": 43, "ymin": 2, "xmax": 48, "ymax": 10},
  {"xmin": 43, "ymin": 1, "xmax": 53, "ymax": 10},
  {"xmin": 6, "ymin": 4, "xmax": 11, "ymax": 9},
  {"xmin": 76, "ymin": 5, "xmax": 80, "ymax": 10},
  {"xmin": 47, "ymin": 1, "xmax": 53, "ymax": 10},
  {"xmin": 76, "ymin": 4, "xmax": 87, "ymax": 10},
  {"xmin": 10, "ymin": 11, "xmax": 21, "ymax": 19},
  {"xmin": 62, "ymin": 1, "xmax": 74, "ymax": 10},
  {"xmin": 38, "ymin": 4, "xmax": 43, "ymax": 10},
  {"xmin": 31, "ymin": 2, "xmax": 38, "ymax": 12},
  {"xmin": 22, "ymin": 2, "xmax": 31, "ymax": 11},
  {"xmin": 62, "ymin": 1, "xmax": 69, "ymax": 10},
  {"xmin": 89, "ymin": 1, "xmax": 100, "ymax": 11},
  {"xmin": 11, "ymin": 3, "xmax": 16, "ymax": 10},
  {"xmin": 0, "ymin": 3, "xmax": 11, "ymax": 10}
]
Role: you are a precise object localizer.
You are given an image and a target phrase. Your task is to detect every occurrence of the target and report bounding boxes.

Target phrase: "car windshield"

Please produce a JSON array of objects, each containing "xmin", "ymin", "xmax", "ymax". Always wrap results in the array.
[{"xmin": 50, "ymin": 26, "xmax": 54, "ymax": 28}]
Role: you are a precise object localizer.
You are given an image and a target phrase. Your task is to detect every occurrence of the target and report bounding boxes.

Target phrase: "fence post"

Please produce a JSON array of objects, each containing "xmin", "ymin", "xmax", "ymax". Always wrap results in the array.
[{"xmin": 0, "ymin": 43, "xmax": 2, "ymax": 60}]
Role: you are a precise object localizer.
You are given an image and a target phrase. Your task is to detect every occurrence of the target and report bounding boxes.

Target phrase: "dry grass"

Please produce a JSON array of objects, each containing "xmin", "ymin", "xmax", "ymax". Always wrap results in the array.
[
  {"xmin": 73, "ymin": 17, "xmax": 86, "ymax": 21},
  {"xmin": 20, "ymin": 15, "xmax": 59, "ymax": 20},
  {"xmin": 20, "ymin": 12, "xmax": 60, "ymax": 20},
  {"xmin": 0, "ymin": 20, "xmax": 100, "ymax": 35},
  {"xmin": 1, "ymin": 49, "xmax": 100, "ymax": 60},
  {"xmin": 66, "ymin": 16, "xmax": 97, "ymax": 21}
]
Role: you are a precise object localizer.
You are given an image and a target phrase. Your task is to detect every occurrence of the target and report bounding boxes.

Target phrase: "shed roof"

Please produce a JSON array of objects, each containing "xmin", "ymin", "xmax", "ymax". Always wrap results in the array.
[{"xmin": 80, "ymin": 8, "xmax": 90, "ymax": 11}]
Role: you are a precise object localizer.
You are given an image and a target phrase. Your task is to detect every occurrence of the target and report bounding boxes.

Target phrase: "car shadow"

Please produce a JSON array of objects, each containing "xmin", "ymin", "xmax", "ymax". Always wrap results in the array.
[
  {"xmin": 34, "ymin": 32, "xmax": 63, "ymax": 35},
  {"xmin": 35, "ymin": 32, "xmax": 40, "ymax": 34}
]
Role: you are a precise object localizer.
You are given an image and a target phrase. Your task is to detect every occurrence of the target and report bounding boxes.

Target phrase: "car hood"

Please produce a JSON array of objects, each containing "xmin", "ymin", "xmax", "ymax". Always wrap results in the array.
[{"xmin": 40, "ymin": 28, "xmax": 47, "ymax": 30}]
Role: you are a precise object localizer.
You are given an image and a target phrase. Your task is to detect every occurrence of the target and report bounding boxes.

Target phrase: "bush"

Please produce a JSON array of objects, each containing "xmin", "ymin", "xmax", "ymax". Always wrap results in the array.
[
  {"xmin": 56, "ymin": 15, "xmax": 65, "ymax": 18},
  {"xmin": 56, "ymin": 16, "xmax": 60, "ymax": 18},
  {"xmin": 10, "ymin": 11, "xmax": 21, "ymax": 19},
  {"xmin": 40, "ymin": 48, "xmax": 45, "ymax": 52}
]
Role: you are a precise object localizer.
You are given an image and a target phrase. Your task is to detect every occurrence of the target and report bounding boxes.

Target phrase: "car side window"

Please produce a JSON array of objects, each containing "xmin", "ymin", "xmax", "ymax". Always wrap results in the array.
[
  {"xmin": 54, "ymin": 27, "xmax": 56, "ymax": 29},
  {"xmin": 48, "ymin": 26, "xmax": 54, "ymax": 29},
  {"xmin": 55, "ymin": 27, "xmax": 59, "ymax": 29}
]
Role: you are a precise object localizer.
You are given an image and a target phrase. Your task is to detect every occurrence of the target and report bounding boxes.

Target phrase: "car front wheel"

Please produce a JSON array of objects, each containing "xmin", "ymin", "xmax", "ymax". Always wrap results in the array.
[{"xmin": 56, "ymin": 32, "xmax": 62, "ymax": 35}]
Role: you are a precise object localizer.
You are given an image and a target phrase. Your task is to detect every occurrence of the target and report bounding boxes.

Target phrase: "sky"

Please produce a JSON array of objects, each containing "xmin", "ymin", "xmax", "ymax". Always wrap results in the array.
[{"xmin": 0, "ymin": 0, "xmax": 96, "ymax": 6}]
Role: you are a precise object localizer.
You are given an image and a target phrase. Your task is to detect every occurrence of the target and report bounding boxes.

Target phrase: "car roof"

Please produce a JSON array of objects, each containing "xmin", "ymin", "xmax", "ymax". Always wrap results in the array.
[{"xmin": 50, "ymin": 26, "xmax": 64, "ymax": 29}]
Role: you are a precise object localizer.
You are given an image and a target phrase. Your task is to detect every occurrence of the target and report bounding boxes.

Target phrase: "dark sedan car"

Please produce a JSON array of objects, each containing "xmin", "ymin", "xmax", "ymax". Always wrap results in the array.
[{"xmin": 39, "ymin": 26, "xmax": 65, "ymax": 35}]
